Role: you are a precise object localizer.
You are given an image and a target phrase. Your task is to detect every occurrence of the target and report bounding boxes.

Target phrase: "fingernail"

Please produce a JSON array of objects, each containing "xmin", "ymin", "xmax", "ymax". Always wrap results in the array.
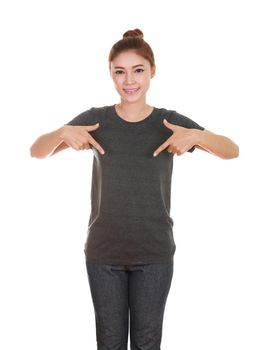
[
  {"xmin": 163, "ymin": 119, "xmax": 167, "ymax": 123},
  {"xmin": 101, "ymin": 150, "xmax": 105, "ymax": 154},
  {"xmin": 153, "ymin": 152, "xmax": 157, "ymax": 157}
]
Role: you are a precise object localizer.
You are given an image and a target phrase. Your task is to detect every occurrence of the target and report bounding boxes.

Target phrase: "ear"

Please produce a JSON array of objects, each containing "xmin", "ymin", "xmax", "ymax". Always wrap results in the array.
[{"xmin": 151, "ymin": 65, "xmax": 156, "ymax": 78}]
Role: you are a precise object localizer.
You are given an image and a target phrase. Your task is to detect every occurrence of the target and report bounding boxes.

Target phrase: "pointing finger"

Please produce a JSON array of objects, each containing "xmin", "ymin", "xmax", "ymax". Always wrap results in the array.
[
  {"xmin": 88, "ymin": 136, "xmax": 105, "ymax": 155},
  {"xmin": 153, "ymin": 139, "xmax": 171, "ymax": 157}
]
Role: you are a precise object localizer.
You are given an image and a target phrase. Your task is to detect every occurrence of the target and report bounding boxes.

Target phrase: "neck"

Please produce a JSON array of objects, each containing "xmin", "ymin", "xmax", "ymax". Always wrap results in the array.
[{"xmin": 116, "ymin": 99, "xmax": 152, "ymax": 121}]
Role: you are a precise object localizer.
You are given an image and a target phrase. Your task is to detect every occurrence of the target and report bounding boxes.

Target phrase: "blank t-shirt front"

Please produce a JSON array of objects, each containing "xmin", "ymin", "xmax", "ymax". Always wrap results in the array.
[{"xmin": 66, "ymin": 105, "xmax": 204, "ymax": 265}]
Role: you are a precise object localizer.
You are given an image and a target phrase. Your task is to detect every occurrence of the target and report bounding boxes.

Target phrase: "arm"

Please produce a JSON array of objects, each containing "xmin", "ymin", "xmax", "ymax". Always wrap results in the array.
[
  {"xmin": 49, "ymin": 140, "xmax": 70, "ymax": 156},
  {"xmin": 30, "ymin": 127, "xmax": 66, "ymax": 159},
  {"xmin": 153, "ymin": 119, "xmax": 239, "ymax": 159},
  {"xmin": 30, "ymin": 123, "xmax": 105, "ymax": 159},
  {"xmin": 194, "ymin": 129, "xmax": 239, "ymax": 159}
]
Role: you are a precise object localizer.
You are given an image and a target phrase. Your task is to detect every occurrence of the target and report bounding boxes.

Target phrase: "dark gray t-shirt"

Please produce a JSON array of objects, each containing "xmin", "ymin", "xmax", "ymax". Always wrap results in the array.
[{"xmin": 66, "ymin": 104, "xmax": 204, "ymax": 265}]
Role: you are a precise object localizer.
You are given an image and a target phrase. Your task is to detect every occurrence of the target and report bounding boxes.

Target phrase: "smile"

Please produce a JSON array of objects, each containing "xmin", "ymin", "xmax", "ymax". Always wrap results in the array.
[{"xmin": 123, "ymin": 88, "xmax": 140, "ymax": 94}]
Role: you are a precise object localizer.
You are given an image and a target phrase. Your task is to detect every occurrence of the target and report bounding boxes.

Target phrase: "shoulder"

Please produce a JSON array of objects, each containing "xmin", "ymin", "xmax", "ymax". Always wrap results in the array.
[
  {"xmin": 66, "ymin": 105, "xmax": 112, "ymax": 126},
  {"xmin": 153, "ymin": 106, "xmax": 181, "ymax": 125},
  {"xmin": 89, "ymin": 105, "xmax": 112, "ymax": 114},
  {"xmin": 86, "ymin": 105, "xmax": 114, "ymax": 122},
  {"xmin": 155, "ymin": 106, "xmax": 204, "ymax": 130},
  {"xmin": 79, "ymin": 105, "xmax": 111, "ymax": 118},
  {"xmin": 155, "ymin": 106, "xmax": 185, "ymax": 120}
]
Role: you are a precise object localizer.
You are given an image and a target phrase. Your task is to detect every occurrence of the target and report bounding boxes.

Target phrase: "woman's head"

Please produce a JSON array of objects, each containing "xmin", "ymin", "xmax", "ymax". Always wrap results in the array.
[{"xmin": 109, "ymin": 29, "xmax": 156, "ymax": 103}]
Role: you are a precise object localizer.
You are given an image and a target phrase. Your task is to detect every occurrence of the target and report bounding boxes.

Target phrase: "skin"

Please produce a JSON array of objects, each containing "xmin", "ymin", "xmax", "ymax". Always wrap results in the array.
[
  {"xmin": 30, "ymin": 49, "xmax": 239, "ymax": 159},
  {"xmin": 30, "ymin": 124, "xmax": 105, "ymax": 158},
  {"xmin": 109, "ymin": 49, "xmax": 156, "ymax": 122}
]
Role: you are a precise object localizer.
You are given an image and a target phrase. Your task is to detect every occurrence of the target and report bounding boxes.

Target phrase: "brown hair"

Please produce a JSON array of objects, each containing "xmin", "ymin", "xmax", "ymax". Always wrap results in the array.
[{"xmin": 108, "ymin": 28, "xmax": 155, "ymax": 70}]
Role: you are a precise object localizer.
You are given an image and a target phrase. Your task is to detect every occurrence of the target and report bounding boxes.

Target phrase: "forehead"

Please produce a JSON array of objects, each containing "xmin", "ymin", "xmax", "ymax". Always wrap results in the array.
[{"xmin": 111, "ymin": 50, "xmax": 149, "ymax": 68}]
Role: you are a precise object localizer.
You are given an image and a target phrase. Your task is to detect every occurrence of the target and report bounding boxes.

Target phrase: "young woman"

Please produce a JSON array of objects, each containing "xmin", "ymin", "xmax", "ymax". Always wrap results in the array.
[{"xmin": 30, "ymin": 29, "xmax": 239, "ymax": 350}]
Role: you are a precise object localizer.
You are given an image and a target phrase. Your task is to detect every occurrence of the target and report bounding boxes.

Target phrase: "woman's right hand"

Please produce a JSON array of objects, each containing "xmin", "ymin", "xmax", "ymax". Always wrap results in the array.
[{"xmin": 60, "ymin": 123, "xmax": 105, "ymax": 154}]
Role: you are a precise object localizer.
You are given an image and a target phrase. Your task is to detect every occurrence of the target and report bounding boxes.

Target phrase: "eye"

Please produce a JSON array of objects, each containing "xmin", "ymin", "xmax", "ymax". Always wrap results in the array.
[
  {"xmin": 115, "ymin": 70, "xmax": 124, "ymax": 75},
  {"xmin": 135, "ymin": 68, "xmax": 144, "ymax": 73}
]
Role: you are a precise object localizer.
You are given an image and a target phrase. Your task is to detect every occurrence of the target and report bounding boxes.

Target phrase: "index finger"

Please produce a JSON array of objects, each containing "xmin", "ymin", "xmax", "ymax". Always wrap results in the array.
[
  {"xmin": 153, "ymin": 138, "xmax": 172, "ymax": 157},
  {"xmin": 88, "ymin": 136, "xmax": 105, "ymax": 155}
]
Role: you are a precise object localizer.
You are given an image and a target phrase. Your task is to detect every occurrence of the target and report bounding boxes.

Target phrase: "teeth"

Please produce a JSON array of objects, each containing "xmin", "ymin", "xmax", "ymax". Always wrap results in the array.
[{"xmin": 124, "ymin": 88, "xmax": 139, "ymax": 93}]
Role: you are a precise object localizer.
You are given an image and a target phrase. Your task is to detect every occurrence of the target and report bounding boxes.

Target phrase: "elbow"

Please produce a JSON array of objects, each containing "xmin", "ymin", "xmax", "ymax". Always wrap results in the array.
[
  {"xmin": 230, "ymin": 143, "xmax": 239, "ymax": 159},
  {"xmin": 224, "ymin": 144, "xmax": 239, "ymax": 160},
  {"xmin": 29, "ymin": 146, "xmax": 47, "ymax": 159},
  {"xmin": 234, "ymin": 145, "xmax": 239, "ymax": 158},
  {"xmin": 30, "ymin": 146, "xmax": 36, "ymax": 158},
  {"xmin": 30, "ymin": 146, "xmax": 38, "ymax": 158}
]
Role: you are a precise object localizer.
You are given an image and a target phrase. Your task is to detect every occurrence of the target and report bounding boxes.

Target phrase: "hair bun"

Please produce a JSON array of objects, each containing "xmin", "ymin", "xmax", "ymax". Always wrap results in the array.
[{"xmin": 123, "ymin": 28, "xmax": 144, "ymax": 39}]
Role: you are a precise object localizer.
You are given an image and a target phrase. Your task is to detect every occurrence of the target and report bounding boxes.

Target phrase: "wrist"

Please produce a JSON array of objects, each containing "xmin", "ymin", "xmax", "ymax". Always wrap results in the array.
[
  {"xmin": 191, "ymin": 128, "xmax": 203, "ymax": 146},
  {"xmin": 57, "ymin": 125, "xmax": 67, "ymax": 140}
]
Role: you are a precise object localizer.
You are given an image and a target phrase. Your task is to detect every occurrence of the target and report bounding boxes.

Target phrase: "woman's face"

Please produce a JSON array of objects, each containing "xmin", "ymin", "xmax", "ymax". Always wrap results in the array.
[{"xmin": 110, "ymin": 50, "xmax": 156, "ymax": 103}]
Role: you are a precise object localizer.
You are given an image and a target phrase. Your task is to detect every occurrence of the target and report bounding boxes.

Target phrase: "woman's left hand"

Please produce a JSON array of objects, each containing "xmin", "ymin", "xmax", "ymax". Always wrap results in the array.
[{"xmin": 153, "ymin": 119, "xmax": 196, "ymax": 157}]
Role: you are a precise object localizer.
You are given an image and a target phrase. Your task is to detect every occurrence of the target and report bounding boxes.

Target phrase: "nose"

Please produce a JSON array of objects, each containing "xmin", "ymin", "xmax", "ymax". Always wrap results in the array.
[{"xmin": 125, "ymin": 72, "xmax": 135, "ymax": 84}]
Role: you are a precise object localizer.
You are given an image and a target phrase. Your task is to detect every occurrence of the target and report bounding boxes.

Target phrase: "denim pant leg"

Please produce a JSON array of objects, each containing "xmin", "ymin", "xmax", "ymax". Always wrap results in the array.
[
  {"xmin": 86, "ymin": 262, "xmax": 129, "ymax": 350},
  {"xmin": 128, "ymin": 261, "xmax": 174, "ymax": 350}
]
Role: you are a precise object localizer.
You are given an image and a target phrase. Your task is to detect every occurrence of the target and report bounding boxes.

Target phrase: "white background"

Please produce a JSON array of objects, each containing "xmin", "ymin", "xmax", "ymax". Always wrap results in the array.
[{"xmin": 1, "ymin": 0, "xmax": 262, "ymax": 349}]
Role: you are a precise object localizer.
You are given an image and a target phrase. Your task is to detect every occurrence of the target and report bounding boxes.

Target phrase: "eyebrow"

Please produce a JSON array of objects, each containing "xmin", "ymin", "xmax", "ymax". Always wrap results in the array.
[{"xmin": 113, "ymin": 64, "xmax": 145, "ymax": 69}]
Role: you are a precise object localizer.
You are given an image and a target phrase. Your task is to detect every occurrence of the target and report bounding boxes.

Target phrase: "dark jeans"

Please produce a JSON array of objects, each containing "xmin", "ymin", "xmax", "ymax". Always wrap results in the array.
[{"xmin": 85, "ymin": 259, "xmax": 174, "ymax": 350}]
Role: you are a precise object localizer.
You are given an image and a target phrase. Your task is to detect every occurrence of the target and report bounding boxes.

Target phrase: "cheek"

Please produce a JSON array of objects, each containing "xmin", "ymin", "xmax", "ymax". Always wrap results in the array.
[
  {"xmin": 141, "ymin": 78, "xmax": 151, "ymax": 88},
  {"xmin": 139, "ymin": 74, "xmax": 151, "ymax": 83},
  {"xmin": 113, "ymin": 76, "xmax": 124, "ymax": 87}
]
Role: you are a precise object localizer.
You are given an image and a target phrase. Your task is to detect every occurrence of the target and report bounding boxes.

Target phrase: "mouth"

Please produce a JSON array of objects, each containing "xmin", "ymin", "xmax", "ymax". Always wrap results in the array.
[{"xmin": 123, "ymin": 88, "xmax": 140, "ymax": 95}]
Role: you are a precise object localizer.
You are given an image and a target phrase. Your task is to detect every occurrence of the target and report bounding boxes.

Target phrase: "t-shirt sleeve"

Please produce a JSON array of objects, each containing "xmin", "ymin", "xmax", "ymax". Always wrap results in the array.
[
  {"xmin": 65, "ymin": 108, "xmax": 96, "ymax": 126},
  {"xmin": 169, "ymin": 111, "xmax": 205, "ymax": 153}
]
